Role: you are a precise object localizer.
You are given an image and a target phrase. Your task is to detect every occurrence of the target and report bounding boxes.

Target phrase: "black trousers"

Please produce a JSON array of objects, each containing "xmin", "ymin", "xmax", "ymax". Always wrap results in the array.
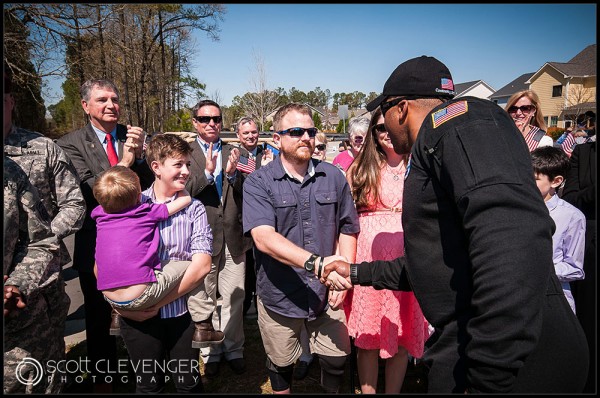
[
  {"xmin": 243, "ymin": 249, "xmax": 256, "ymax": 315},
  {"xmin": 571, "ymin": 220, "xmax": 596, "ymax": 393},
  {"xmin": 78, "ymin": 271, "xmax": 117, "ymax": 381},
  {"xmin": 120, "ymin": 311, "xmax": 203, "ymax": 393}
]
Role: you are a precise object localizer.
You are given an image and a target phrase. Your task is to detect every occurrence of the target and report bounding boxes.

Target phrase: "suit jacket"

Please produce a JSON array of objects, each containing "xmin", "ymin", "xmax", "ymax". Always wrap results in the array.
[
  {"xmin": 57, "ymin": 123, "xmax": 154, "ymax": 272},
  {"xmin": 186, "ymin": 139, "xmax": 251, "ymax": 258},
  {"xmin": 562, "ymin": 141, "xmax": 596, "ymax": 221},
  {"xmin": 236, "ymin": 145, "xmax": 265, "ymax": 252}
]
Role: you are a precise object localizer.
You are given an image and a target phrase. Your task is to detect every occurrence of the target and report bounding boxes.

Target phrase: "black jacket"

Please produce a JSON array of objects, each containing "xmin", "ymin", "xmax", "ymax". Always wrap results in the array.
[{"xmin": 356, "ymin": 97, "xmax": 588, "ymax": 393}]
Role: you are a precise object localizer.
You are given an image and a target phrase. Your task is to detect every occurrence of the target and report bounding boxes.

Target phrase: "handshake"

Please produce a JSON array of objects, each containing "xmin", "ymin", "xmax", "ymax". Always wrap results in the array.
[{"xmin": 318, "ymin": 256, "xmax": 354, "ymax": 291}]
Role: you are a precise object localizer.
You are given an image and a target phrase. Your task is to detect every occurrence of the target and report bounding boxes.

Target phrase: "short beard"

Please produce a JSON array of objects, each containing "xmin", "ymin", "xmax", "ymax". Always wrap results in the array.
[{"xmin": 283, "ymin": 146, "xmax": 312, "ymax": 164}]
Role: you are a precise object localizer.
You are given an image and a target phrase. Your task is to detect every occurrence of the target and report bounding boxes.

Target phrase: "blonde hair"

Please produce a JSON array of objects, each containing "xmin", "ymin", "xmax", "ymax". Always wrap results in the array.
[
  {"xmin": 506, "ymin": 90, "xmax": 547, "ymax": 131},
  {"xmin": 315, "ymin": 131, "xmax": 328, "ymax": 144},
  {"xmin": 93, "ymin": 166, "xmax": 141, "ymax": 214}
]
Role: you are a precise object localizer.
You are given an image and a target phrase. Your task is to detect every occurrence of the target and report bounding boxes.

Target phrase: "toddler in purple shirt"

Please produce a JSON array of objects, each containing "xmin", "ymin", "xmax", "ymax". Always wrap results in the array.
[{"xmin": 92, "ymin": 166, "xmax": 200, "ymax": 313}]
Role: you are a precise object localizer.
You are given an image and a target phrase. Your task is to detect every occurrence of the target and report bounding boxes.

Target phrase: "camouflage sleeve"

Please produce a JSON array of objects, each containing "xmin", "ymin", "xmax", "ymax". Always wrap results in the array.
[
  {"xmin": 4, "ymin": 158, "xmax": 60, "ymax": 298},
  {"xmin": 48, "ymin": 141, "xmax": 86, "ymax": 239}
]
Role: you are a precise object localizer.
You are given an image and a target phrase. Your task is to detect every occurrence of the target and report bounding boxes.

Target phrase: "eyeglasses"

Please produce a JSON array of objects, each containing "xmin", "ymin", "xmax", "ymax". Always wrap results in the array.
[
  {"xmin": 315, "ymin": 144, "xmax": 327, "ymax": 151},
  {"xmin": 276, "ymin": 127, "xmax": 318, "ymax": 137},
  {"xmin": 194, "ymin": 115, "xmax": 222, "ymax": 124},
  {"xmin": 380, "ymin": 97, "xmax": 405, "ymax": 116},
  {"xmin": 507, "ymin": 105, "xmax": 536, "ymax": 115},
  {"xmin": 372, "ymin": 123, "xmax": 386, "ymax": 133}
]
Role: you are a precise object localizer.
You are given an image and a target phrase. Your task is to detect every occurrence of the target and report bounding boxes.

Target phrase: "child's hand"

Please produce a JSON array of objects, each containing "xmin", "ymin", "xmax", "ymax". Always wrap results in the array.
[{"xmin": 117, "ymin": 139, "xmax": 136, "ymax": 167}]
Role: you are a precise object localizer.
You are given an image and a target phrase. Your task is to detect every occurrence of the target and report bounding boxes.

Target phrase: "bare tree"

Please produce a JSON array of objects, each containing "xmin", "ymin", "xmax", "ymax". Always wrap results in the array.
[
  {"xmin": 239, "ymin": 50, "xmax": 279, "ymax": 131},
  {"xmin": 557, "ymin": 83, "xmax": 596, "ymax": 128}
]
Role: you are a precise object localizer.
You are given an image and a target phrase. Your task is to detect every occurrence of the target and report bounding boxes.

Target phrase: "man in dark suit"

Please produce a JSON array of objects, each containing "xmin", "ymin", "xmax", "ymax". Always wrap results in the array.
[
  {"xmin": 562, "ymin": 140, "xmax": 596, "ymax": 393},
  {"xmin": 233, "ymin": 116, "xmax": 274, "ymax": 318},
  {"xmin": 185, "ymin": 100, "xmax": 248, "ymax": 377},
  {"xmin": 57, "ymin": 78, "xmax": 153, "ymax": 393}
]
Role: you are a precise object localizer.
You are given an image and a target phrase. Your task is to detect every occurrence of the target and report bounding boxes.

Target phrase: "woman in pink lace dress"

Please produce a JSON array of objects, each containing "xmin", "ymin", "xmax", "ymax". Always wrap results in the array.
[{"xmin": 345, "ymin": 108, "xmax": 429, "ymax": 393}]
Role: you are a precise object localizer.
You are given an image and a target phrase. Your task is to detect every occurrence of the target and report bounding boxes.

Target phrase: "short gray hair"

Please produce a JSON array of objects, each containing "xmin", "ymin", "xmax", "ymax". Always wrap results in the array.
[
  {"xmin": 80, "ymin": 79, "xmax": 120, "ymax": 102},
  {"xmin": 235, "ymin": 116, "xmax": 257, "ymax": 133},
  {"xmin": 348, "ymin": 116, "xmax": 370, "ymax": 138}
]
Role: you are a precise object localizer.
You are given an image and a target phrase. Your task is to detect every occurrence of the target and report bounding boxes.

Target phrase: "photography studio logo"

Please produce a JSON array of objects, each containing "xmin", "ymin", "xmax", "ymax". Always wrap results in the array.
[{"xmin": 15, "ymin": 357, "xmax": 44, "ymax": 386}]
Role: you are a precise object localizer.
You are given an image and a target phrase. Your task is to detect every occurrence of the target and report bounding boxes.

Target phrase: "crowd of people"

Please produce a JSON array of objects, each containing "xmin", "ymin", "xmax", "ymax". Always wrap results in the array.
[{"xmin": 3, "ymin": 54, "xmax": 595, "ymax": 394}]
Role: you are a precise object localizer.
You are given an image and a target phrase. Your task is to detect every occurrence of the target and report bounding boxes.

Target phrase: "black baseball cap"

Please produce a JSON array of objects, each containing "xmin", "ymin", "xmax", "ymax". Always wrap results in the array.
[{"xmin": 366, "ymin": 56, "xmax": 456, "ymax": 111}]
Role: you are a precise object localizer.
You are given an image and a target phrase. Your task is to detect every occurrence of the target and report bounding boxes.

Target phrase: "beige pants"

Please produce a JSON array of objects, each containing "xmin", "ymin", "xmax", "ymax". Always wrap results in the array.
[{"xmin": 256, "ymin": 295, "xmax": 351, "ymax": 367}]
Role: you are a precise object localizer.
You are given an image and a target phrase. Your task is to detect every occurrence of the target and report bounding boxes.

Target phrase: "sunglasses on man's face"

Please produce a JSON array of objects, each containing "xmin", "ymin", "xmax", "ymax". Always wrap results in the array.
[
  {"xmin": 276, "ymin": 127, "xmax": 318, "ymax": 137},
  {"xmin": 507, "ymin": 105, "xmax": 536, "ymax": 115},
  {"xmin": 380, "ymin": 97, "xmax": 405, "ymax": 116},
  {"xmin": 315, "ymin": 144, "xmax": 326, "ymax": 151},
  {"xmin": 194, "ymin": 115, "xmax": 222, "ymax": 124}
]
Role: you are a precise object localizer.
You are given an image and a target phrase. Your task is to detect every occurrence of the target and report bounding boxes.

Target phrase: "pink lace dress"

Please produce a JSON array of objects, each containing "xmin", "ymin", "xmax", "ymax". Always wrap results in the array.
[{"xmin": 344, "ymin": 164, "xmax": 429, "ymax": 359}]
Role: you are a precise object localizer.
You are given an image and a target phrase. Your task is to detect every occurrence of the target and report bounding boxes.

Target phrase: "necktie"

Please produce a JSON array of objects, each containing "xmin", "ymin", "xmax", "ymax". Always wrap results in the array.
[{"xmin": 106, "ymin": 133, "xmax": 118, "ymax": 166}]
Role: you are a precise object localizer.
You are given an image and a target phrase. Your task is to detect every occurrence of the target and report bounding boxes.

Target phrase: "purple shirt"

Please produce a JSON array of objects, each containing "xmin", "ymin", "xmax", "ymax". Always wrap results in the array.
[
  {"xmin": 243, "ymin": 157, "xmax": 360, "ymax": 320},
  {"xmin": 140, "ymin": 186, "xmax": 213, "ymax": 318},
  {"xmin": 546, "ymin": 194, "xmax": 586, "ymax": 313},
  {"xmin": 92, "ymin": 203, "xmax": 169, "ymax": 290}
]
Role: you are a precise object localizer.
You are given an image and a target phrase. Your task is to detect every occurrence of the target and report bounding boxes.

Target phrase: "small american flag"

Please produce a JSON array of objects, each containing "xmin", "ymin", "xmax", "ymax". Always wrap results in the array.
[
  {"xmin": 524, "ymin": 126, "xmax": 541, "ymax": 152},
  {"xmin": 440, "ymin": 78, "xmax": 454, "ymax": 90},
  {"xmin": 236, "ymin": 154, "xmax": 256, "ymax": 174},
  {"xmin": 561, "ymin": 132, "xmax": 576, "ymax": 157}
]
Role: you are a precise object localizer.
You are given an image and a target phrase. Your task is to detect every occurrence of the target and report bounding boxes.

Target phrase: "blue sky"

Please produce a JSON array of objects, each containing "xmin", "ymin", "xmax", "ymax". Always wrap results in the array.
[{"xmin": 188, "ymin": 3, "xmax": 596, "ymax": 107}]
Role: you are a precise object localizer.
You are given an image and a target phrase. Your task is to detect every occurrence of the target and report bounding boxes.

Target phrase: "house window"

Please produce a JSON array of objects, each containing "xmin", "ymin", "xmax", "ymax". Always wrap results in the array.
[
  {"xmin": 552, "ymin": 85, "xmax": 563, "ymax": 97},
  {"xmin": 550, "ymin": 116, "xmax": 558, "ymax": 127},
  {"xmin": 543, "ymin": 117, "xmax": 548, "ymax": 126}
]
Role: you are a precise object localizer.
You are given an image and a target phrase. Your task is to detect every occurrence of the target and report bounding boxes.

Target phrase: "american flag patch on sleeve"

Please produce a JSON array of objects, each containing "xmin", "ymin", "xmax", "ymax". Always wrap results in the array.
[{"xmin": 432, "ymin": 101, "xmax": 468, "ymax": 128}]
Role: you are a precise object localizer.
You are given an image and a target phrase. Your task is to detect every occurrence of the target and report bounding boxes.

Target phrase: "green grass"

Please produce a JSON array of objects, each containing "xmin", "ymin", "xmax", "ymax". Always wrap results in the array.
[{"xmin": 65, "ymin": 318, "xmax": 427, "ymax": 394}]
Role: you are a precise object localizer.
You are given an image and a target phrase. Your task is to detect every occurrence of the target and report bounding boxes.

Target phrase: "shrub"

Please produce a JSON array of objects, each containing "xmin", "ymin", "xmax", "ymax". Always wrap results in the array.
[{"xmin": 546, "ymin": 126, "xmax": 565, "ymax": 141}]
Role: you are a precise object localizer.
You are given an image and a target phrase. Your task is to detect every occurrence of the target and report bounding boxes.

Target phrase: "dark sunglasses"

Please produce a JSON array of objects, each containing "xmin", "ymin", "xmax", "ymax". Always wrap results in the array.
[
  {"xmin": 372, "ymin": 123, "xmax": 386, "ymax": 133},
  {"xmin": 194, "ymin": 115, "xmax": 222, "ymax": 124},
  {"xmin": 277, "ymin": 127, "xmax": 318, "ymax": 137},
  {"xmin": 380, "ymin": 97, "xmax": 405, "ymax": 116},
  {"xmin": 315, "ymin": 144, "xmax": 327, "ymax": 151},
  {"xmin": 507, "ymin": 105, "xmax": 536, "ymax": 114}
]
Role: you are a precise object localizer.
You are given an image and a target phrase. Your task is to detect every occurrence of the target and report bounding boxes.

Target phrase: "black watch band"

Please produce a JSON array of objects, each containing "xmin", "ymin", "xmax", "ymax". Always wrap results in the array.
[
  {"xmin": 350, "ymin": 263, "xmax": 359, "ymax": 285},
  {"xmin": 317, "ymin": 256, "xmax": 325, "ymax": 279},
  {"xmin": 304, "ymin": 254, "xmax": 319, "ymax": 273}
]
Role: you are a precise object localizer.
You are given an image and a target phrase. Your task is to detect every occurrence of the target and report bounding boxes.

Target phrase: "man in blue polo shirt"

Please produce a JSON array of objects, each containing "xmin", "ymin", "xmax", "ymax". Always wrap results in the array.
[{"xmin": 242, "ymin": 103, "xmax": 360, "ymax": 393}]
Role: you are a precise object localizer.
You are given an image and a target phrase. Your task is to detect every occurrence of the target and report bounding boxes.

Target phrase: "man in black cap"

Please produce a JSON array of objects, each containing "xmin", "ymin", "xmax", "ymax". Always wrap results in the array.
[{"xmin": 320, "ymin": 56, "xmax": 589, "ymax": 393}]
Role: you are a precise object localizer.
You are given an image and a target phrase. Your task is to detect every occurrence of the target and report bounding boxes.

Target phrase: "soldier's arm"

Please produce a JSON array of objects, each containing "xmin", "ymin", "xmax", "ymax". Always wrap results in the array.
[
  {"xmin": 48, "ymin": 141, "xmax": 86, "ymax": 239},
  {"xmin": 4, "ymin": 162, "xmax": 61, "ymax": 298}
]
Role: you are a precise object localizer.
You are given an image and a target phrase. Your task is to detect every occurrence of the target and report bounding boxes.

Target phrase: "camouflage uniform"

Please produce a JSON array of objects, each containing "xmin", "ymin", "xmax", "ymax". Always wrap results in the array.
[
  {"xmin": 4, "ymin": 126, "xmax": 86, "ymax": 267},
  {"xmin": 3, "ymin": 156, "xmax": 71, "ymax": 394}
]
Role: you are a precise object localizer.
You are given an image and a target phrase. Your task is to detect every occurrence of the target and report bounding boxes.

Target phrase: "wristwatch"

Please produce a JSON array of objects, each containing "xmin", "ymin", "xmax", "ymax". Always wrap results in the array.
[
  {"xmin": 304, "ymin": 254, "xmax": 319, "ymax": 273},
  {"xmin": 350, "ymin": 264, "xmax": 359, "ymax": 285}
]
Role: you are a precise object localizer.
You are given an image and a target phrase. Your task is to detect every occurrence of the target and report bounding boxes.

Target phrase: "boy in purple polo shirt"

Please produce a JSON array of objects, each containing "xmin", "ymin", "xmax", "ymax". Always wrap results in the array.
[{"xmin": 531, "ymin": 146, "xmax": 586, "ymax": 314}]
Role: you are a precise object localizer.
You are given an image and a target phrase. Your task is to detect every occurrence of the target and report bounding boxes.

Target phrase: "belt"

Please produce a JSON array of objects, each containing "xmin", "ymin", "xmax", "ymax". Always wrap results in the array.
[{"xmin": 358, "ymin": 206, "xmax": 402, "ymax": 215}]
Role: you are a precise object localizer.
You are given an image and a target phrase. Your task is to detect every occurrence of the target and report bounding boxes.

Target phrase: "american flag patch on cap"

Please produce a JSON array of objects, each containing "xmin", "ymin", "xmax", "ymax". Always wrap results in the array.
[
  {"xmin": 432, "ymin": 101, "xmax": 468, "ymax": 128},
  {"xmin": 440, "ymin": 78, "xmax": 454, "ymax": 90}
]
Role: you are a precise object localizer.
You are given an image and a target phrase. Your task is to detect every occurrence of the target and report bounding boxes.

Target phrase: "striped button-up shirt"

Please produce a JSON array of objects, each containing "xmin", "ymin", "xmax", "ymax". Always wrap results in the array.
[{"xmin": 141, "ymin": 185, "xmax": 213, "ymax": 318}]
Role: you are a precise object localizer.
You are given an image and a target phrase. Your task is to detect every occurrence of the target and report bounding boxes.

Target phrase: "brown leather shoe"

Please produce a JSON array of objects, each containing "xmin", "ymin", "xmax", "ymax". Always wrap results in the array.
[
  {"xmin": 192, "ymin": 322, "xmax": 224, "ymax": 348},
  {"xmin": 110, "ymin": 309, "xmax": 121, "ymax": 336}
]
